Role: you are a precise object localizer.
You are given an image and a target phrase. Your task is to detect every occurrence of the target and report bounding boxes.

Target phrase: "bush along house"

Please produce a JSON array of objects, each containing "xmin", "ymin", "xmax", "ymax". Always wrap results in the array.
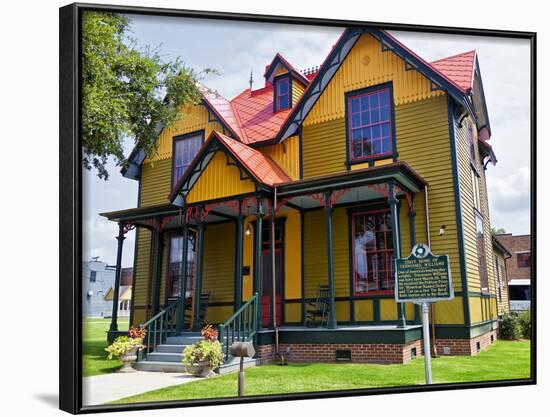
[{"xmin": 101, "ymin": 28, "xmax": 501, "ymax": 370}]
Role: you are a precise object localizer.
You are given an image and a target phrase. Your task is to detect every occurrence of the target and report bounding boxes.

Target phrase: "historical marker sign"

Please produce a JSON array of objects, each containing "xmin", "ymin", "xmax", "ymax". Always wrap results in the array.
[{"xmin": 395, "ymin": 243, "xmax": 454, "ymax": 303}]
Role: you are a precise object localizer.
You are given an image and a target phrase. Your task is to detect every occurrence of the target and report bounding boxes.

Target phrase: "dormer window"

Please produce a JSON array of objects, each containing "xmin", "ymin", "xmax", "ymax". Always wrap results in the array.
[{"xmin": 275, "ymin": 77, "xmax": 291, "ymax": 111}]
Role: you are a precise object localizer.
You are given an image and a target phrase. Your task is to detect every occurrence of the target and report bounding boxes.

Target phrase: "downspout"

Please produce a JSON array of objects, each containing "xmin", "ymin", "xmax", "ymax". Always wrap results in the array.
[
  {"xmin": 273, "ymin": 186, "xmax": 284, "ymax": 365},
  {"xmin": 424, "ymin": 185, "xmax": 438, "ymax": 357}
]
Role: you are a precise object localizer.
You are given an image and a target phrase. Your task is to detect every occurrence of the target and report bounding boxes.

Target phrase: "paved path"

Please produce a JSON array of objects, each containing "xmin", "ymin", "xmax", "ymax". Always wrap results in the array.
[{"xmin": 83, "ymin": 371, "xmax": 195, "ymax": 405}]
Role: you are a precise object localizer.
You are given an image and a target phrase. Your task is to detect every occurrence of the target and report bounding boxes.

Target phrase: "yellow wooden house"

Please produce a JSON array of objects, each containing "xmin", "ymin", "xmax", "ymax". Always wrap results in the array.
[{"xmin": 101, "ymin": 28, "xmax": 501, "ymax": 367}]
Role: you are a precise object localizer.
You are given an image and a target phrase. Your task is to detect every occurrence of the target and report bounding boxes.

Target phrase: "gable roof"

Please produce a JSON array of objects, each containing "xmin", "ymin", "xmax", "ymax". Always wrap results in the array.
[
  {"xmin": 169, "ymin": 130, "xmax": 291, "ymax": 204},
  {"xmin": 264, "ymin": 53, "xmax": 311, "ymax": 86},
  {"xmin": 431, "ymin": 50, "xmax": 477, "ymax": 92},
  {"xmin": 276, "ymin": 28, "xmax": 478, "ymax": 143}
]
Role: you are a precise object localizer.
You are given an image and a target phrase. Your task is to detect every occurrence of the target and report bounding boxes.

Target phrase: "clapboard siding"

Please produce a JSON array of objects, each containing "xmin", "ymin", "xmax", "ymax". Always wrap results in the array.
[
  {"xmin": 140, "ymin": 159, "xmax": 172, "ymax": 207},
  {"xmin": 303, "ymin": 208, "xmax": 350, "ymax": 321},
  {"xmin": 202, "ymin": 222, "xmax": 236, "ymax": 305}
]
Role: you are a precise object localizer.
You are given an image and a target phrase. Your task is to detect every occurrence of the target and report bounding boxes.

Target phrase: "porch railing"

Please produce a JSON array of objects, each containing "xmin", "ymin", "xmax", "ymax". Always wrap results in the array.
[
  {"xmin": 138, "ymin": 300, "xmax": 179, "ymax": 361},
  {"xmin": 218, "ymin": 293, "xmax": 259, "ymax": 362}
]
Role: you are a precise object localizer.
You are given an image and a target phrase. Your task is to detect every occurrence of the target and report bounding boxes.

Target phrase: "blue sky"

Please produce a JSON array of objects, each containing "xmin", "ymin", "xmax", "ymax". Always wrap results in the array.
[{"xmin": 82, "ymin": 14, "xmax": 531, "ymax": 267}]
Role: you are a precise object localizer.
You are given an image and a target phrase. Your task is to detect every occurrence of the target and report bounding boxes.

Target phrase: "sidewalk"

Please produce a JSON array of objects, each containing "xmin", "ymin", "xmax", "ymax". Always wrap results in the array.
[{"xmin": 83, "ymin": 371, "xmax": 195, "ymax": 405}]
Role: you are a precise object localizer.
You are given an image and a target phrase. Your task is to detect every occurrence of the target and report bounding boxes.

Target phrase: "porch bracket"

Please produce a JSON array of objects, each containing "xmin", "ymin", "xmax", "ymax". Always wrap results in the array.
[
  {"xmin": 325, "ymin": 191, "xmax": 338, "ymax": 329},
  {"xmin": 388, "ymin": 183, "xmax": 407, "ymax": 328}
]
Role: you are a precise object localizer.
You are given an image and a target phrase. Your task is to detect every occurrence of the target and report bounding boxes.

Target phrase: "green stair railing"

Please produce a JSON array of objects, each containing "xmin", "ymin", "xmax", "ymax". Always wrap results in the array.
[
  {"xmin": 218, "ymin": 293, "xmax": 259, "ymax": 362},
  {"xmin": 138, "ymin": 300, "xmax": 179, "ymax": 361}
]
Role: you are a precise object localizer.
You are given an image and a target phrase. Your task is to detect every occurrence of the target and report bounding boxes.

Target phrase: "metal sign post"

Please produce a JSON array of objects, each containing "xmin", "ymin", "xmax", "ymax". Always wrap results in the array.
[
  {"xmin": 396, "ymin": 243, "xmax": 454, "ymax": 386},
  {"xmin": 421, "ymin": 302, "xmax": 432, "ymax": 384}
]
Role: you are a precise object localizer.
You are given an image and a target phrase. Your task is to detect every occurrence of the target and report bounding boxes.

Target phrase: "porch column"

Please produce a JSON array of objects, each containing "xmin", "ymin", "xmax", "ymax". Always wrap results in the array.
[
  {"xmin": 269, "ymin": 209, "xmax": 276, "ymax": 328},
  {"xmin": 192, "ymin": 208, "xmax": 205, "ymax": 331},
  {"xmin": 177, "ymin": 217, "xmax": 189, "ymax": 333},
  {"xmin": 151, "ymin": 219, "xmax": 164, "ymax": 317},
  {"xmin": 234, "ymin": 200, "xmax": 244, "ymax": 310},
  {"xmin": 254, "ymin": 195, "xmax": 264, "ymax": 329},
  {"xmin": 109, "ymin": 222, "xmax": 126, "ymax": 332},
  {"xmin": 325, "ymin": 192, "xmax": 337, "ymax": 329},
  {"xmin": 388, "ymin": 183, "xmax": 407, "ymax": 328}
]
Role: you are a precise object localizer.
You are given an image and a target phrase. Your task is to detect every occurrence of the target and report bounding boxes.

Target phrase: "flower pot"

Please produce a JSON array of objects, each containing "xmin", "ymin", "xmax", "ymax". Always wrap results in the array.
[
  {"xmin": 186, "ymin": 361, "xmax": 215, "ymax": 377},
  {"xmin": 118, "ymin": 346, "xmax": 139, "ymax": 373}
]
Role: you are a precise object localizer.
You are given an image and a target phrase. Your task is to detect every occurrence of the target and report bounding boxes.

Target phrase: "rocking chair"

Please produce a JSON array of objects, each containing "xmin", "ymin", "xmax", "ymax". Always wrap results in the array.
[{"xmin": 306, "ymin": 284, "xmax": 330, "ymax": 327}]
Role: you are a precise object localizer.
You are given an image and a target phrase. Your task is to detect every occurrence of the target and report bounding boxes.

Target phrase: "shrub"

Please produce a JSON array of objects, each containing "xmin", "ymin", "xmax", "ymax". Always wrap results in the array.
[
  {"xmin": 517, "ymin": 309, "xmax": 531, "ymax": 339},
  {"xmin": 105, "ymin": 336, "xmax": 144, "ymax": 359},
  {"xmin": 182, "ymin": 340, "xmax": 224, "ymax": 370},
  {"xmin": 499, "ymin": 314, "xmax": 520, "ymax": 340}
]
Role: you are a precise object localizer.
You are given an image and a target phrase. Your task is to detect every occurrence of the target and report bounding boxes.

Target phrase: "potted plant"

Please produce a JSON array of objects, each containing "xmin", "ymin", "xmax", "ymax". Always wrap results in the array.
[
  {"xmin": 182, "ymin": 325, "xmax": 224, "ymax": 377},
  {"xmin": 105, "ymin": 326, "xmax": 146, "ymax": 373}
]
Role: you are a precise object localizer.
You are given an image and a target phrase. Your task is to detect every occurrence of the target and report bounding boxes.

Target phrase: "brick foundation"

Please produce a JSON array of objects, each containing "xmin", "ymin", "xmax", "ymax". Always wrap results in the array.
[
  {"xmin": 257, "ymin": 329, "xmax": 499, "ymax": 363},
  {"xmin": 258, "ymin": 339, "xmax": 424, "ymax": 365},
  {"xmin": 434, "ymin": 329, "xmax": 498, "ymax": 356}
]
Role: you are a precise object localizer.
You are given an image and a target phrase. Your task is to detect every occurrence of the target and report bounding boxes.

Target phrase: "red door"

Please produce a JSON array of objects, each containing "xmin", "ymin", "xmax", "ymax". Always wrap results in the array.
[{"xmin": 260, "ymin": 223, "xmax": 283, "ymax": 327}]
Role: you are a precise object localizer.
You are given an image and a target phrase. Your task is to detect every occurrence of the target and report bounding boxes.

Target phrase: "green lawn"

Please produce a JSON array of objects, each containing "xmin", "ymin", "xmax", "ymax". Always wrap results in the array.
[
  {"xmin": 83, "ymin": 317, "xmax": 129, "ymax": 377},
  {"xmin": 113, "ymin": 340, "xmax": 530, "ymax": 404}
]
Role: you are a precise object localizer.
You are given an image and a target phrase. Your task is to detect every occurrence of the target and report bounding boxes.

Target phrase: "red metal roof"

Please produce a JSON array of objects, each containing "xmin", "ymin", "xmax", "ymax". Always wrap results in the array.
[
  {"xmin": 215, "ymin": 132, "xmax": 291, "ymax": 185},
  {"xmin": 229, "ymin": 85, "xmax": 292, "ymax": 145},
  {"xmin": 430, "ymin": 50, "xmax": 477, "ymax": 92}
]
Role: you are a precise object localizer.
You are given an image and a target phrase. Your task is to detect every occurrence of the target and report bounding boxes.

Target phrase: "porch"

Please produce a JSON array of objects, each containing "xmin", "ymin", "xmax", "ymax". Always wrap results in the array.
[{"xmin": 100, "ymin": 161, "xmax": 428, "ymax": 365}]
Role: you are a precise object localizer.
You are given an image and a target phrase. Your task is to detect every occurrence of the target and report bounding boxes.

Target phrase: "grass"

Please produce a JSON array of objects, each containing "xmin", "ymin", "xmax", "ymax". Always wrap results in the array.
[
  {"xmin": 113, "ymin": 340, "xmax": 530, "ymax": 404},
  {"xmin": 82, "ymin": 317, "xmax": 129, "ymax": 377}
]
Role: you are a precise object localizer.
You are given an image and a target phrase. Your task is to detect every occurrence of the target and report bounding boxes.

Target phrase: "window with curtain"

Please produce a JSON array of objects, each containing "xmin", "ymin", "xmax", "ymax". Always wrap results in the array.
[
  {"xmin": 167, "ymin": 232, "xmax": 196, "ymax": 300},
  {"xmin": 173, "ymin": 133, "xmax": 203, "ymax": 184},
  {"xmin": 353, "ymin": 209, "xmax": 394, "ymax": 294},
  {"xmin": 347, "ymin": 87, "xmax": 393, "ymax": 161}
]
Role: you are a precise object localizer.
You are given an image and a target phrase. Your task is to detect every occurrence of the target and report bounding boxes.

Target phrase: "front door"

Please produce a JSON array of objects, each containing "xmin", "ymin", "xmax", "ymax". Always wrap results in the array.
[{"xmin": 260, "ymin": 222, "xmax": 283, "ymax": 327}]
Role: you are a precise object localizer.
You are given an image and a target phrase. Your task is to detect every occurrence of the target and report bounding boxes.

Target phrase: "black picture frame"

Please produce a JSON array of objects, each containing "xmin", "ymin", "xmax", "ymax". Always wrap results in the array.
[{"xmin": 59, "ymin": 2, "xmax": 537, "ymax": 414}]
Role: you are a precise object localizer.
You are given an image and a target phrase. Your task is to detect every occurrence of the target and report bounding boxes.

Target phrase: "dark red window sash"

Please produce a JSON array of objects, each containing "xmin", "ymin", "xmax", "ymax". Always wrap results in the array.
[
  {"xmin": 347, "ymin": 87, "xmax": 393, "ymax": 162},
  {"xmin": 352, "ymin": 208, "xmax": 395, "ymax": 296}
]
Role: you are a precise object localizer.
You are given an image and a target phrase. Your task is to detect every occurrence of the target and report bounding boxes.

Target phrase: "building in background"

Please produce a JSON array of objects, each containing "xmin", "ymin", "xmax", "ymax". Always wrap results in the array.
[
  {"xmin": 104, "ymin": 268, "xmax": 133, "ymax": 317},
  {"xmin": 82, "ymin": 258, "xmax": 133, "ymax": 318},
  {"xmin": 494, "ymin": 234, "xmax": 531, "ymax": 312}
]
